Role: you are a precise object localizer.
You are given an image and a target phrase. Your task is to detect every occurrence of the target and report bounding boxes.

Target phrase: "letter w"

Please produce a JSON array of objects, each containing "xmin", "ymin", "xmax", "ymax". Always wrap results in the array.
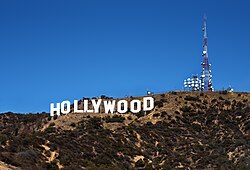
[{"xmin": 103, "ymin": 100, "xmax": 116, "ymax": 113}]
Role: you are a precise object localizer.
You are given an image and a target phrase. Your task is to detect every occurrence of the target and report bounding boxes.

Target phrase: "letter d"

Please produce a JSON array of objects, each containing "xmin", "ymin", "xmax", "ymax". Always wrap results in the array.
[{"xmin": 143, "ymin": 97, "xmax": 154, "ymax": 111}]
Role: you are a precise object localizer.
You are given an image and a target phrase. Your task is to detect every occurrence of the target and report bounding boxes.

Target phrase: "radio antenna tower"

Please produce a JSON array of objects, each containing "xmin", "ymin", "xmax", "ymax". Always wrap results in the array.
[{"xmin": 200, "ymin": 15, "xmax": 213, "ymax": 91}]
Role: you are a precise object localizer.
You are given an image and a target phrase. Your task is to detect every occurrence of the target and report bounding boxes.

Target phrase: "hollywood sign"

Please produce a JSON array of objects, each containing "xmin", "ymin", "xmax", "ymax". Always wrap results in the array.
[{"xmin": 50, "ymin": 97, "xmax": 154, "ymax": 117}]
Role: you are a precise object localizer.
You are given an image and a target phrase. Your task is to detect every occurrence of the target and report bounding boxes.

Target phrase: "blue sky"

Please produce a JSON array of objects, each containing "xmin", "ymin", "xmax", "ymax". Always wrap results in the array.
[{"xmin": 0, "ymin": 0, "xmax": 249, "ymax": 113}]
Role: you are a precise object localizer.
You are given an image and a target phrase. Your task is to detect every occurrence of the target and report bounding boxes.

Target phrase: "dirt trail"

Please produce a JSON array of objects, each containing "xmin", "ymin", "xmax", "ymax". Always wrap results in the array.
[{"xmin": 0, "ymin": 161, "xmax": 20, "ymax": 170}]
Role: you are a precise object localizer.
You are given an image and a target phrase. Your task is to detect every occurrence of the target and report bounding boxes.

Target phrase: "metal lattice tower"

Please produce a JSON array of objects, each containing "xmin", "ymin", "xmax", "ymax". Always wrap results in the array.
[{"xmin": 200, "ymin": 16, "xmax": 213, "ymax": 91}]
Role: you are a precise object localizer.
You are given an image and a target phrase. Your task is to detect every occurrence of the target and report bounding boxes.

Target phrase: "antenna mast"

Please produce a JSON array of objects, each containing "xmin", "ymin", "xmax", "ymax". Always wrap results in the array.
[{"xmin": 200, "ymin": 15, "xmax": 213, "ymax": 91}]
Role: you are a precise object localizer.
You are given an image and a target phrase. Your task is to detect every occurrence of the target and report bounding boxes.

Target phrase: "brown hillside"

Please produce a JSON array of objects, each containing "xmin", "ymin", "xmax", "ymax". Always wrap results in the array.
[{"xmin": 0, "ymin": 92, "xmax": 250, "ymax": 169}]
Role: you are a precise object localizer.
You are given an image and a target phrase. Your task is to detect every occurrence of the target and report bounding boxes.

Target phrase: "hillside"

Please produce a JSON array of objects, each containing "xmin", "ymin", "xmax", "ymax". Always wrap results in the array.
[{"xmin": 0, "ymin": 92, "xmax": 250, "ymax": 169}]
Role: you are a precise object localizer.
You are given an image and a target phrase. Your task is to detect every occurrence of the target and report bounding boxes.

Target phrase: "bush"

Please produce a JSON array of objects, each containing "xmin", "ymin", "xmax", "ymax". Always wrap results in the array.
[
  {"xmin": 224, "ymin": 100, "xmax": 231, "ymax": 105},
  {"xmin": 203, "ymin": 99, "xmax": 208, "ymax": 104},
  {"xmin": 153, "ymin": 113, "xmax": 160, "ymax": 117},
  {"xmin": 160, "ymin": 94, "xmax": 165, "ymax": 98},
  {"xmin": 105, "ymin": 115, "xmax": 125, "ymax": 123},
  {"xmin": 244, "ymin": 121, "xmax": 250, "ymax": 131},
  {"xmin": 219, "ymin": 90, "xmax": 228, "ymax": 94},
  {"xmin": 160, "ymin": 98, "xmax": 167, "ymax": 103},
  {"xmin": 70, "ymin": 123, "xmax": 76, "ymax": 127},
  {"xmin": 184, "ymin": 95, "xmax": 200, "ymax": 101},
  {"xmin": 127, "ymin": 116, "xmax": 132, "ymax": 120},
  {"xmin": 211, "ymin": 99, "xmax": 217, "ymax": 103},
  {"xmin": 161, "ymin": 111, "xmax": 168, "ymax": 117},
  {"xmin": 53, "ymin": 115, "xmax": 58, "ymax": 120},
  {"xmin": 135, "ymin": 159, "xmax": 144, "ymax": 168},
  {"xmin": 0, "ymin": 134, "xmax": 8, "ymax": 144},
  {"xmin": 49, "ymin": 122, "xmax": 55, "ymax": 127},
  {"xmin": 145, "ymin": 122, "xmax": 153, "ymax": 126},
  {"xmin": 175, "ymin": 111, "xmax": 180, "ymax": 114},
  {"xmin": 46, "ymin": 162, "xmax": 58, "ymax": 170},
  {"xmin": 155, "ymin": 101, "xmax": 163, "ymax": 108},
  {"xmin": 45, "ymin": 127, "xmax": 57, "ymax": 133},
  {"xmin": 180, "ymin": 106, "xmax": 192, "ymax": 112},
  {"xmin": 171, "ymin": 91, "xmax": 177, "ymax": 95},
  {"xmin": 100, "ymin": 95, "xmax": 107, "ymax": 99},
  {"xmin": 219, "ymin": 96, "xmax": 224, "ymax": 100},
  {"xmin": 135, "ymin": 111, "xmax": 145, "ymax": 118}
]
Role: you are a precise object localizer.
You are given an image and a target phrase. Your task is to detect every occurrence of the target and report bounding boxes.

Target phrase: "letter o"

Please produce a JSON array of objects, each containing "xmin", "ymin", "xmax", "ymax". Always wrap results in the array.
[
  {"xmin": 130, "ymin": 100, "xmax": 141, "ymax": 113},
  {"xmin": 117, "ymin": 100, "xmax": 128, "ymax": 113},
  {"xmin": 61, "ymin": 100, "xmax": 71, "ymax": 114}
]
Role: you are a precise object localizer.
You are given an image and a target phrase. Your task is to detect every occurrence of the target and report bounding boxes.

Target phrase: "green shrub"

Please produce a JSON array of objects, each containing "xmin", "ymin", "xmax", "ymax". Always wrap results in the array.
[
  {"xmin": 105, "ymin": 115, "xmax": 125, "ymax": 123},
  {"xmin": 180, "ymin": 106, "xmax": 192, "ymax": 112},
  {"xmin": 0, "ymin": 134, "xmax": 8, "ymax": 144},
  {"xmin": 184, "ymin": 95, "xmax": 200, "ymax": 101},
  {"xmin": 161, "ymin": 111, "xmax": 168, "ymax": 117},
  {"xmin": 171, "ymin": 91, "xmax": 177, "ymax": 95},
  {"xmin": 219, "ymin": 90, "xmax": 228, "ymax": 94},
  {"xmin": 153, "ymin": 113, "xmax": 160, "ymax": 117},
  {"xmin": 219, "ymin": 96, "xmax": 224, "ymax": 100},
  {"xmin": 145, "ymin": 122, "xmax": 153, "ymax": 126},
  {"xmin": 155, "ymin": 101, "xmax": 163, "ymax": 107},
  {"xmin": 70, "ymin": 123, "xmax": 76, "ymax": 127}
]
